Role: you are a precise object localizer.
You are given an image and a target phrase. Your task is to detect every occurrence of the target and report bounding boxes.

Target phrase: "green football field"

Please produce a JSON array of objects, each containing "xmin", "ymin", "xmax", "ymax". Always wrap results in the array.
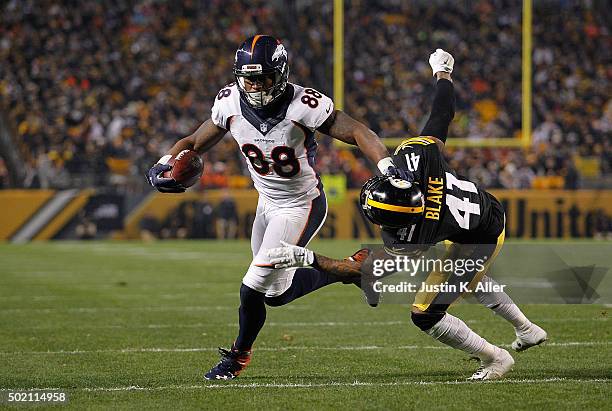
[{"xmin": 0, "ymin": 240, "xmax": 610, "ymax": 410}]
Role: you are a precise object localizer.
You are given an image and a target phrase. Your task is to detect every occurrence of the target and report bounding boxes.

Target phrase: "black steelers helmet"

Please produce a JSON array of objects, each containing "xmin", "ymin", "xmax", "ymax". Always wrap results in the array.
[{"xmin": 360, "ymin": 176, "xmax": 424, "ymax": 228}]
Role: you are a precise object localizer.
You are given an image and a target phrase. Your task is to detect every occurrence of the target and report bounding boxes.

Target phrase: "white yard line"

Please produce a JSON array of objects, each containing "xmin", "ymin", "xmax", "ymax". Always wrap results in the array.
[
  {"xmin": 0, "ymin": 284, "xmax": 226, "ymax": 292},
  {"xmin": 260, "ymin": 318, "xmax": 610, "ymax": 327},
  {"xmin": 0, "ymin": 306, "xmax": 233, "ymax": 314},
  {"xmin": 1, "ymin": 378, "xmax": 609, "ymax": 392},
  {"xmin": 4, "ymin": 317, "xmax": 607, "ymax": 330},
  {"xmin": 2, "ymin": 321, "xmax": 407, "ymax": 330},
  {"xmin": 0, "ymin": 294, "xmax": 194, "ymax": 302},
  {"xmin": 1, "ymin": 341, "xmax": 609, "ymax": 356},
  {"xmin": 0, "ymin": 305, "xmax": 309, "ymax": 314}
]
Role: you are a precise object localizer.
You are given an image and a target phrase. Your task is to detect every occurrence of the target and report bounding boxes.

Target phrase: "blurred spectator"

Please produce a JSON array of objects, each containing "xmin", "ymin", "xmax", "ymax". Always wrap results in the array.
[
  {"xmin": 191, "ymin": 201, "xmax": 215, "ymax": 238},
  {"xmin": 201, "ymin": 161, "xmax": 229, "ymax": 189},
  {"xmin": 161, "ymin": 202, "xmax": 190, "ymax": 239},
  {"xmin": 0, "ymin": 158, "xmax": 8, "ymax": 188},
  {"xmin": 0, "ymin": 0, "xmax": 332, "ymax": 191},
  {"xmin": 160, "ymin": 200, "xmax": 214, "ymax": 239},
  {"xmin": 216, "ymin": 193, "xmax": 238, "ymax": 239},
  {"xmin": 0, "ymin": 0, "xmax": 609, "ymax": 191},
  {"xmin": 563, "ymin": 159, "xmax": 580, "ymax": 190},
  {"xmin": 344, "ymin": 0, "xmax": 522, "ymax": 139},
  {"xmin": 139, "ymin": 211, "xmax": 160, "ymax": 241},
  {"xmin": 74, "ymin": 210, "xmax": 97, "ymax": 240},
  {"xmin": 592, "ymin": 209, "xmax": 612, "ymax": 240}
]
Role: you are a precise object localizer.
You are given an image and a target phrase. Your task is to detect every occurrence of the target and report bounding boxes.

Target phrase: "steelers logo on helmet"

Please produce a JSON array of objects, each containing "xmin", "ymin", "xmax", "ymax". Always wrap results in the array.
[
  {"xmin": 389, "ymin": 178, "xmax": 412, "ymax": 189},
  {"xmin": 234, "ymin": 35, "xmax": 290, "ymax": 108},
  {"xmin": 360, "ymin": 176, "xmax": 424, "ymax": 228}
]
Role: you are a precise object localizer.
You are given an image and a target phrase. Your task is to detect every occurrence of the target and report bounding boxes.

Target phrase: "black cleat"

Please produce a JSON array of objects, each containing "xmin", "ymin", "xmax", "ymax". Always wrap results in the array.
[{"xmin": 204, "ymin": 346, "xmax": 251, "ymax": 381}]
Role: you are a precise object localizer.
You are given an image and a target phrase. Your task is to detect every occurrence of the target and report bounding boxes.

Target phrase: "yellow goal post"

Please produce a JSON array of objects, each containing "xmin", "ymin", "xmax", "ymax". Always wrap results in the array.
[{"xmin": 332, "ymin": 0, "xmax": 532, "ymax": 149}]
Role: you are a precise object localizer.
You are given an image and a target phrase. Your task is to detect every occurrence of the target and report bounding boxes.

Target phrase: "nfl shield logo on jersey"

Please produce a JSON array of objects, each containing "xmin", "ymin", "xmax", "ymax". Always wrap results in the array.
[{"xmin": 260, "ymin": 123, "xmax": 268, "ymax": 133}]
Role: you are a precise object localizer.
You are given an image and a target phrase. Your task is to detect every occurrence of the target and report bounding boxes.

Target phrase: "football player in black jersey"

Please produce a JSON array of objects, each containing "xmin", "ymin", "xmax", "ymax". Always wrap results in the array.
[{"xmin": 268, "ymin": 49, "xmax": 547, "ymax": 381}]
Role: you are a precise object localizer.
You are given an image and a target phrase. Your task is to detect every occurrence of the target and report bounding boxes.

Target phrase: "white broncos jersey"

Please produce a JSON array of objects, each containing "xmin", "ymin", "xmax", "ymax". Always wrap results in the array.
[{"xmin": 211, "ymin": 82, "xmax": 333, "ymax": 205}]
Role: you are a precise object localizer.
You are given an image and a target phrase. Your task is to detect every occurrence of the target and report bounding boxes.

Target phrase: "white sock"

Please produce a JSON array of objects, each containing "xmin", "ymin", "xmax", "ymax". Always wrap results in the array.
[
  {"xmin": 474, "ymin": 276, "xmax": 531, "ymax": 331},
  {"xmin": 426, "ymin": 313, "xmax": 499, "ymax": 361}
]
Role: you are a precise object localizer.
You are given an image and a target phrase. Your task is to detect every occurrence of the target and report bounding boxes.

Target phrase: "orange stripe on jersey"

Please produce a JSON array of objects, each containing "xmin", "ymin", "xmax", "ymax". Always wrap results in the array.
[
  {"xmin": 250, "ymin": 34, "xmax": 263, "ymax": 56},
  {"xmin": 254, "ymin": 263, "xmax": 275, "ymax": 268}
]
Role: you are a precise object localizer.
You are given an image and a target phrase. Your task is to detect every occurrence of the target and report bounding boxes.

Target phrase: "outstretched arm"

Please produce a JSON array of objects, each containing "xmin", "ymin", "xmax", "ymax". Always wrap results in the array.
[
  {"xmin": 420, "ymin": 49, "xmax": 456, "ymax": 145},
  {"xmin": 317, "ymin": 110, "xmax": 388, "ymax": 165},
  {"xmin": 267, "ymin": 240, "xmax": 362, "ymax": 278},
  {"xmin": 267, "ymin": 242, "xmax": 411, "ymax": 281},
  {"xmin": 267, "ymin": 242, "xmax": 403, "ymax": 279},
  {"xmin": 317, "ymin": 110, "xmax": 412, "ymax": 180},
  {"xmin": 313, "ymin": 253, "xmax": 362, "ymax": 278}
]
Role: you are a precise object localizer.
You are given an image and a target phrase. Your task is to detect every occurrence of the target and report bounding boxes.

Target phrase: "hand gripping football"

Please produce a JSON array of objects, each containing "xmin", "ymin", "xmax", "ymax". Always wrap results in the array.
[{"xmin": 163, "ymin": 149, "xmax": 204, "ymax": 188}]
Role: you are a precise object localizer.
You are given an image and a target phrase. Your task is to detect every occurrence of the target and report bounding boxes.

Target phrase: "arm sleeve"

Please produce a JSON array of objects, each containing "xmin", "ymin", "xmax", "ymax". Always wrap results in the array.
[{"xmin": 420, "ymin": 78, "xmax": 455, "ymax": 143}]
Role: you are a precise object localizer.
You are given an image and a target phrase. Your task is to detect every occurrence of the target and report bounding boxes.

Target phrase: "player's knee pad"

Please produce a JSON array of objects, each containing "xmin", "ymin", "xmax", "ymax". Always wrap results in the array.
[
  {"xmin": 243, "ymin": 263, "xmax": 295, "ymax": 296},
  {"xmin": 411, "ymin": 310, "xmax": 446, "ymax": 331},
  {"xmin": 242, "ymin": 264, "xmax": 276, "ymax": 294}
]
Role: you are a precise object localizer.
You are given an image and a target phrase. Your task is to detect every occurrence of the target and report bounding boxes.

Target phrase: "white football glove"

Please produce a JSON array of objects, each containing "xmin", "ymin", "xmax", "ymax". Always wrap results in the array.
[
  {"xmin": 267, "ymin": 241, "xmax": 315, "ymax": 269},
  {"xmin": 429, "ymin": 48, "xmax": 454, "ymax": 76}
]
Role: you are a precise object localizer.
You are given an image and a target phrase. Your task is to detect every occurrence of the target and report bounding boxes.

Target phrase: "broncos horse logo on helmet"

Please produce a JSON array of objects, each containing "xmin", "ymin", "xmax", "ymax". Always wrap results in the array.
[
  {"xmin": 360, "ymin": 175, "xmax": 425, "ymax": 228},
  {"xmin": 234, "ymin": 35, "xmax": 290, "ymax": 108}
]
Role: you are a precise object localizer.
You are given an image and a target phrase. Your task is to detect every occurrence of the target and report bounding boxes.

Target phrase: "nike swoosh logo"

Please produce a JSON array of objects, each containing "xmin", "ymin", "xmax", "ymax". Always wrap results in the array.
[{"xmin": 326, "ymin": 105, "xmax": 332, "ymax": 114}]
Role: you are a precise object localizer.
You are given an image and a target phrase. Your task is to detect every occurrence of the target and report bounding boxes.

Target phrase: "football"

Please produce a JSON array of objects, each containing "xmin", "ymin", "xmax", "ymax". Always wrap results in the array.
[{"xmin": 163, "ymin": 149, "xmax": 203, "ymax": 188}]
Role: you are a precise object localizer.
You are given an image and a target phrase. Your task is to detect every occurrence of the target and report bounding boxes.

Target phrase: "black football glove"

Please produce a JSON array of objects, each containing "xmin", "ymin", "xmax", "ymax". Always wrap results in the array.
[
  {"xmin": 146, "ymin": 163, "xmax": 186, "ymax": 193},
  {"xmin": 384, "ymin": 165, "xmax": 414, "ymax": 182}
]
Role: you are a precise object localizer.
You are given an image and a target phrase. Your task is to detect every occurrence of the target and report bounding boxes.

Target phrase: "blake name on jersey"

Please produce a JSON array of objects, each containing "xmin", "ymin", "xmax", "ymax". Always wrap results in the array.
[
  {"xmin": 383, "ymin": 137, "xmax": 505, "ymax": 250},
  {"xmin": 211, "ymin": 82, "xmax": 333, "ymax": 205}
]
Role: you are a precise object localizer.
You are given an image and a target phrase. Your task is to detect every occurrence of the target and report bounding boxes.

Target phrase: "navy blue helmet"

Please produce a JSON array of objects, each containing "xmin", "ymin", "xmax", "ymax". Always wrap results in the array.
[{"xmin": 234, "ymin": 35, "xmax": 289, "ymax": 108}]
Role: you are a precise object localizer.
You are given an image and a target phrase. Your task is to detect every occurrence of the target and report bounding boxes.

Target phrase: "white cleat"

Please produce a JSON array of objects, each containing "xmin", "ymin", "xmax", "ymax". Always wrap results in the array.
[
  {"xmin": 468, "ymin": 348, "xmax": 514, "ymax": 381},
  {"xmin": 512, "ymin": 323, "xmax": 548, "ymax": 352}
]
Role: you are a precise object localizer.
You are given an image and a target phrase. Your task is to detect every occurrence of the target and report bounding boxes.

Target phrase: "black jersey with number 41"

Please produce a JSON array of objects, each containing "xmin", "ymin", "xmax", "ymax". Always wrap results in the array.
[{"xmin": 382, "ymin": 137, "xmax": 502, "ymax": 250}]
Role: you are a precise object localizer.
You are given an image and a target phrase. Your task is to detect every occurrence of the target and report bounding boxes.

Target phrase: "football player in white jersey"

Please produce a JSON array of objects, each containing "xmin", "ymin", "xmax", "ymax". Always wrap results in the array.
[{"xmin": 147, "ymin": 35, "xmax": 408, "ymax": 380}]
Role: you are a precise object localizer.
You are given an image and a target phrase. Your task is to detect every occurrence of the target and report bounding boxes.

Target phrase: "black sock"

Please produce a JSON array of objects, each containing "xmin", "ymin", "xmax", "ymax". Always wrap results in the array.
[
  {"xmin": 234, "ymin": 284, "xmax": 266, "ymax": 351},
  {"xmin": 265, "ymin": 267, "xmax": 341, "ymax": 307}
]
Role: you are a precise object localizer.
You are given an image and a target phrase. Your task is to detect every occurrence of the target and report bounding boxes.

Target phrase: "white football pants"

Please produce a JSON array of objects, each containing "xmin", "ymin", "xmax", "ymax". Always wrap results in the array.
[{"xmin": 242, "ymin": 185, "xmax": 327, "ymax": 296}]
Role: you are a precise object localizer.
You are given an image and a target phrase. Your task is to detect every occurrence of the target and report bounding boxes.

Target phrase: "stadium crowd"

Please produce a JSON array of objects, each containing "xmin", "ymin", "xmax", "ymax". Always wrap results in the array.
[{"xmin": 0, "ymin": 0, "xmax": 609, "ymax": 191}]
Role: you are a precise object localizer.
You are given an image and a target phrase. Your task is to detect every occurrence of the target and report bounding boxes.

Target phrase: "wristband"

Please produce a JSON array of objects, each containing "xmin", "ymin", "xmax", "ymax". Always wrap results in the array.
[
  {"xmin": 377, "ymin": 157, "xmax": 395, "ymax": 174},
  {"xmin": 158, "ymin": 154, "xmax": 172, "ymax": 165}
]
